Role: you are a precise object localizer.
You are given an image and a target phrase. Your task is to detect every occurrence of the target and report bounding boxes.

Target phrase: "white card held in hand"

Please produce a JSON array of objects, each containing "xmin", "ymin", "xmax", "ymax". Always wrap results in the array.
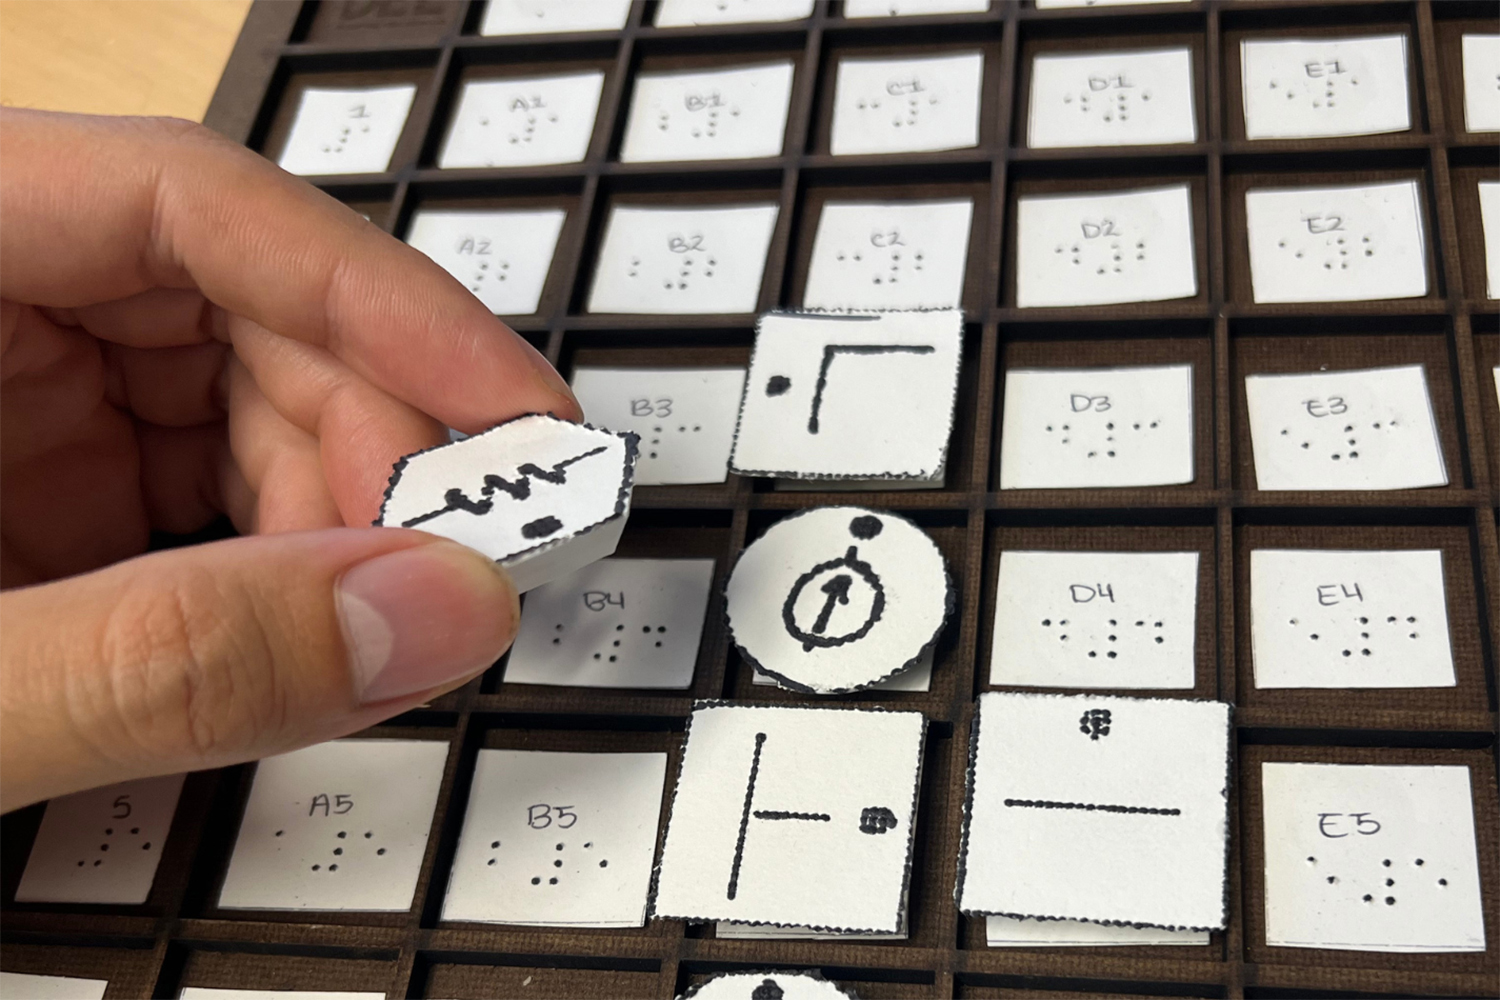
[
  {"xmin": 0, "ymin": 973, "xmax": 108, "ymax": 1000},
  {"xmin": 1262, "ymin": 763, "xmax": 1486, "ymax": 953},
  {"xmin": 803, "ymin": 199, "xmax": 973, "ymax": 311},
  {"xmin": 726, "ymin": 507, "xmax": 951, "ymax": 694},
  {"xmin": 845, "ymin": 0, "xmax": 989, "ymax": 15},
  {"xmin": 656, "ymin": 0, "xmax": 813, "ymax": 26},
  {"xmin": 682, "ymin": 970, "xmax": 856, "ymax": 1000},
  {"xmin": 1028, "ymin": 48, "xmax": 1197, "ymax": 149},
  {"xmin": 587, "ymin": 204, "xmax": 778, "ymax": 314},
  {"xmin": 378, "ymin": 414, "xmax": 638, "ymax": 593},
  {"xmin": 443, "ymin": 750, "xmax": 666, "ymax": 926},
  {"xmin": 504, "ymin": 557, "xmax": 715, "ymax": 689},
  {"xmin": 218, "ymin": 739, "xmax": 447, "ymax": 911},
  {"xmin": 1241, "ymin": 36, "xmax": 1410, "ymax": 140},
  {"xmin": 959, "ymin": 691, "xmax": 1232, "ymax": 930},
  {"xmin": 1250, "ymin": 549, "xmax": 1455, "ymax": 690},
  {"xmin": 731, "ymin": 311, "xmax": 963, "ymax": 481},
  {"xmin": 277, "ymin": 85, "xmax": 415, "ymax": 176},
  {"xmin": 653, "ymin": 703, "xmax": 925, "ymax": 933},
  {"xmin": 1244, "ymin": 365, "xmax": 1447, "ymax": 491},
  {"xmin": 480, "ymin": 0, "xmax": 631, "ymax": 35},
  {"xmin": 405, "ymin": 209, "xmax": 565, "ymax": 316},
  {"xmin": 571, "ymin": 367, "xmax": 746, "ymax": 485},
  {"xmin": 438, "ymin": 72, "xmax": 604, "ymax": 169},
  {"xmin": 1462, "ymin": 34, "xmax": 1500, "ymax": 132},
  {"xmin": 15, "ymin": 774, "xmax": 184, "ymax": 905},
  {"xmin": 1016, "ymin": 185, "xmax": 1197, "ymax": 307},
  {"xmin": 986, "ymin": 915, "xmax": 1208, "ymax": 947},
  {"xmin": 620, "ymin": 62, "xmax": 795, "ymax": 163},
  {"xmin": 989, "ymin": 551, "xmax": 1198, "ymax": 690},
  {"xmin": 999, "ymin": 365, "xmax": 1195, "ymax": 490},
  {"xmin": 1244, "ymin": 180, "xmax": 1427, "ymax": 303},
  {"xmin": 830, "ymin": 52, "xmax": 984, "ymax": 156},
  {"xmin": 1480, "ymin": 181, "xmax": 1500, "ymax": 298}
]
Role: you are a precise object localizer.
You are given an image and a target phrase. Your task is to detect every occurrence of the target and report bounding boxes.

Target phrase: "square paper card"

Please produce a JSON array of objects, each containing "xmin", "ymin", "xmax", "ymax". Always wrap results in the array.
[
  {"xmin": 1480, "ymin": 181, "xmax": 1499, "ymax": 299},
  {"xmin": 480, "ymin": 0, "xmax": 631, "ymax": 36},
  {"xmin": 15, "ymin": 774, "xmax": 184, "ymax": 905},
  {"xmin": 987, "ymin": 915, "xmax": 1207, "ymax": 947},
  {"xmin": 1241, "ymin": 35, "xmax": 1410, "ymax": 140},
  {"xmin": 1245, "ymin": 180, "xmax": 1427, "ymax": 304},
  {"xmin": 218, "ymin": 739, "xmax": 447, "ymax": 911},
  {"xmin": 845, "ymin": 0, "xmax": 991, "ymax": 15},
  {"xmin": 1244, "ymin": 364, "xmax": 1447, "ymax": 491},
  {"xmin": 803, "ymin": 199, "xmax": 973, "ymax": 311},
  {"xmin": 438, "ymin": 72, "xmax": 604, "ymax": 169},
  {"xmin": 277, "ymin": 85, "xmax": 415, "ymax": 177},
  {"xmin": 989, "ymin": 551, "xmax": 1199, "ymax": 690},
  {"xmin": 1250, "ymin": 549, "xmax": 1455, "ymax": 690},
  {"xmin": 830, "ymin": 52, "xmax": 984, "ymax": 156},
  {"xmin": 959, "ymin": 691, "xmax": 1232, "ymax": 931},
  {"xmin": 442, "ymin": 750, "xmax": 667, "ymax": 926},
  {"xmin": 1016, "ymin": 184, "xmax": 1196, "ymax": 307},
  {"xmin": 999, "ymin": 364, "xmax": 1195, "ymax": 490},
  {"xmin": 587, "ymin": 204, "xmax": 778, "ymax": 314},
  {"xmin": 620, "ymin": 62, "xmax": 794, "ymax": 163},
  {"xmin": 571, "ymin": 367, "xmax": 746, "ymax": 485},
  {"xmin": 504, "ymin": 557, "xmax": 715, "ymax": 689},
  {"xmin": 1028, "ymin": 48, "xmax": 1196, "ymax": 149},
  {"xmin": 1463, "ymin": 34, "xmax": 1500, "ymax": 132},
  {"xmin": 1262, "ymin": 763, "xmax": 1485, "ymax": 953},
  {"xmin": 0, "ymin": 973, "xmax": 107, "ymax": 1000},
  {"xmin": 653, "ymin": 704, "xmax": 926, "ymax": 933},
  {"xmin": 656, "ymin": 0, "xmax": 813, "ymax": 26},
  {"xmin": 405, "ymin": 209, "xmax": 566, "ymax": 316}
]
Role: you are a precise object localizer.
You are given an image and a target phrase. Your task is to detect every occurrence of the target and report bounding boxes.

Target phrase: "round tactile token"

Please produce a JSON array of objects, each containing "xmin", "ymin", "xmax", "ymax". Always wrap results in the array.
[{"xmin": 724, "ymin": 505, "xmax": 951, "ymax": 694}]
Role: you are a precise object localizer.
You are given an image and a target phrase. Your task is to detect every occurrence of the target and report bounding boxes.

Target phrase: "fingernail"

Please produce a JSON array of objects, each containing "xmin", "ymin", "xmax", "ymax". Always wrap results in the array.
[
  {"xmin": 336, "ymin": 542, "xmax": 518, "ymax": 704},
  {"xmin": 518, "ymin": 337, "xmax": 581, "ymax": 416}
]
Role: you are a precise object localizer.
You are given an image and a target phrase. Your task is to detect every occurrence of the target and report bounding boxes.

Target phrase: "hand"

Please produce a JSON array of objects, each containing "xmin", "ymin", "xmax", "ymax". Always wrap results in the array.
[{"xmin": 0, "ymin": 109, "xmax": 581, "ymax": 811}]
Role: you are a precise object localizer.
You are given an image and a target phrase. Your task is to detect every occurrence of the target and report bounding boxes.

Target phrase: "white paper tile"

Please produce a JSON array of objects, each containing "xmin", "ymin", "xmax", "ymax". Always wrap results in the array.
[
  {"xmin": 504, "ymin": 558, "xmax": 715, "ymax": 689},
  {"xmin": 683, "ymin": 971, "xmax": 855, "ymax": 999},
  {"xmin": 0, "ymin": 973, "xmax": 107, "ymax": 1000},
  {"xmin": 1462, "ymin": 34, "xmax": 1500, "ymax": 132},
  {"xmin": 442, "ymin": 750, "xmax": 666, "ymax": 926},
  {"xmin": 989, "ymin": 551, "xmax": 1198, "ymax": 690},
  {"xmin": 725, "ymin": 507, "xmax": 952, "ymax": 694},
  {"xmin": 1244, "ymin": 365, "xmax": 1447, "ymax": 491},
  {"xmin": 1244, "ymin": 180, "xmax": 1427, "ymax": 304},
  {"xmin": 959, "ymin": 691, "xmax": 1231, "ymax": 930},
  {"xmin": 217, "ymin": 739, "xmax": 448, "ymax": 911},
  {"xmin": 1262, "ymin": 763, "xmax": 1486, "ymax": 953},
  {"xmin": 731, "ymin": 311, "xmax": 963, "ymax": 480},
  {"xmin": 620, "ymin": 62, "xmax": 795, "ymax": 163},
  {"xmin": 1015, "ymin": 184, "xmax": 1197, "ymax": 307},
  {"xmin": 803, "ymin": 200, "xmax": 973, "ymax": 310},
  {"xmin": 999, "ymin": 365, "xmax": 1195, "ymax": 490},
  {"xmin": 1241, "ymin": 35, "xmax": 1410, "ymax": 140},
  {"xmin": 587, "ymin": 204, "xmax": 778, "ymax": 314},
  {"xmin": 15, "ymin": 774, "xmax": 184, "ymax": 905},
  {"xmin": 571, "ymin": 367, "xmax": 746, "ymax": 484},
  {"xmin": 844, "ymin": 0, "xmax": 989, "ymax": 15},
  {"xmin": 404, "ymin": 209, "xmax": 565, "ymax": 316},
  {"xmin": 830, "ymin": 52, "xmax": 984, "ymax": 156},
  {"xmin": 180, "ymin": 992, "xmax": 382, "ymax": 1000},
  {"xmin": 986, "ymin": 915, "xmax": 1209, "ymax": 947},
  {"xmin": 656, "ymin": 0, "xmax": 814, "ymax": 26},
  {"xmin": 653, "ymin": 703, "xmax": 925, "ymax": 933},
  {"xmin": 438, "ymin": 72, "xmax": 603, "ymax": 169},
  {"xmin": 714, "ymin": 920, "xmax": 905, "ymax": 940},
  {"xmin": 1036, "ymin": 0, "xmax": 1187, "ymax": 6},
  {"xmin": 1480, "ymin": 180, "xmax": 1500, "ymax": 298},
  {"xmin": 1250, "ymin": 549, "xmax": 1455, "ymax": 690},
  {"xmin": 1028, "ymin": 48, "xmax": 1196, "ymax": 149},
  {"xmin": 480, "ymin": 0, "xmax": 631, "ymax": 35},
  {"xmin": 277, "ymin": 85, "xmax": 415, "ymax": 176},
  {"xmin": 753, "ymin": 647, "xmax": 934, "ymax": 693}
]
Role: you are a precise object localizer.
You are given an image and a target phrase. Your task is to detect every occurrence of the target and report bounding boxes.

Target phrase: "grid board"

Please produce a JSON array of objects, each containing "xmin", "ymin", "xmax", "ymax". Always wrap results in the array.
[{"xmin": 3, "ymin": 1, "xmax": 1498, "ymax": 997}]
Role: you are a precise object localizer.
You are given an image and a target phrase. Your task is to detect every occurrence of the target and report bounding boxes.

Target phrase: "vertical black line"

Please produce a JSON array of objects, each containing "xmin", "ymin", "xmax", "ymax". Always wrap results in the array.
[{"xmin": 727, "ymin": 732, "xmax": 767, "ymax": 901}]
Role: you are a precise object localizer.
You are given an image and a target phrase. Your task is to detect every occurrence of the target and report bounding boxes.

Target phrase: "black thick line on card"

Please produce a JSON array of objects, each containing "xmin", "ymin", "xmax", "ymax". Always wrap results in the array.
[
  {"xmin": 955, "ymin": 691, "xmax": 1235, "ymax": 933},
  {"xmin": 676, "ymin": 969, "xmax": 863, "ymax": 1000},
  {"xmin": 375, "ymin": 412, "xmax": 640, "ymax": 565},
  {"xmin": 647, "ymin": 701, "xmax": 926, "ymax": 936},
  {"xmin": 722, "ymin": 505, "xmax": 955, "ymax": 695},
  {"xmin": 808, "ymin": 343, "xmax": 936, "ymax": 434},
  {"xmin": 1002, "ymin": 798, "xmax": 1182, "ymax": 817},
  {"xmin": 400, "ymin": 445, "xmax": 611, "ymax": 527}
]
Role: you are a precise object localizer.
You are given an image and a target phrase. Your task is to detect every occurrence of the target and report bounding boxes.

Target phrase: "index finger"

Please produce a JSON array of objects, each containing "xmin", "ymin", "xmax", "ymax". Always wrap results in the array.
[{"xmin": 0, "ymin": 108, "xmax": 580, "ymax": 433}]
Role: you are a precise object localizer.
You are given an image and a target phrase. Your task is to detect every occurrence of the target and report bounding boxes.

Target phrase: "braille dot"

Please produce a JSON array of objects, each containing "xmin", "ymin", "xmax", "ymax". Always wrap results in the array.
[
  {"xmin": 1384, "ymin": 897, "xmax": 1395, "ymax": 905},
  {"xmin": 131, "ymin": 828, "xmax": 139, "ymax": 835},
  {"xmin": 334, "ymin": 848, "xmax": 343, "ymax": 856},
  {"xmin": 1363, "ymin": 894, "xmax": 1372, "ymax": 902},
  {"xmin": 1327, "ymin": 876, "xmax": 1336, "ymax": 883},
  {"xmin": 600, "ymin": 860, "xmax": 609, "ymax": 867},
  {"xmin": 142, "ymin": 843, "xmax": 151, "ymax": 850},
  {"xmin": 276, "ymin": 831, "xmax": 284, "ymax": 837},
  {"xmin": 658, "ymin": 626, "xmax": 667, "ymax": 633},
  {"xmin": 554, "ymin": 860, "xmax": 563, "ymax": 868},
  {"xmin": 338, "ymin": 831, "xmax": 347, "ymax": 839},
  {"xmin": 312, "ymin": 865, "xmax": 321, "ymax": 871},
  {"xmin": 487, "ymin": 859, "xmax": 496, "ymax": 866},
  {"xmin": 1154, "ymin": 636, "xmax": 1164, "ymax": 644},
  {"xmin": 643, "ymin": 626, "xmax": 651, "ymax": 633},
  {"xmin": 616, "ymin": 624, "xmax": 624, "ymax": 631},
  {"xmin": 1383, "ymin": 859, "xmax": 1392, "ymax": 867},
  {"xmin": 549, "ymin": 877, "xmax": 558, "ymax": 885},
  {"xmin": 377, "ymin": 848, "xmax": 386, "ymax": 855},
  {"xmin": 556, "ymin": 843, "xmax": 564, "ymax": 850},
  {"xmin": 105, "ymin": 828, "xmax": 113, "ymax": 836},
  {"xmin": 1042, "ymin": 618, "xmax": 1052, "ymax": 626},
  {"xmin": 1415, "ymin": 859, "xmax": 1425, "ymax": 866},
  {"xmin": 492, "ymin": 841, "xmax": 501, "ymax": 849},
  {"xmin": 1439, "ymin": 878, "xmax": 1448, "ymax": 886},
  {"xmin": 531, "ymin": 877, "xmax": 541, "ymax": 885},
  {"xmin": 100, "ymin": 844, "xmax": 108, "ymax": 852},
  {"xmin": 1386, "ymin": 878, "xmax": 1394, "ymax": 886}
]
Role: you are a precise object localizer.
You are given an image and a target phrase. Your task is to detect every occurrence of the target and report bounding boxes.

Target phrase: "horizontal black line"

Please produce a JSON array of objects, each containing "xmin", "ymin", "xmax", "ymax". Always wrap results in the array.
[
  {"xmin": 752, "ymin": 810, "xmax": 831, "ymax": 822},
  {"xmin": 1004, "ymin": 798, "xmax": 1180, "ymax": 817}
]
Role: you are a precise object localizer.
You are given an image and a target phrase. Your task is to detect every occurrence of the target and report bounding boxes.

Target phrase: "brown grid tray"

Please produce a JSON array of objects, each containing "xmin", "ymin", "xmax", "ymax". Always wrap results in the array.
[{"xmin": 3, "ymin": 1, "xmax": 1497, "ymax": 997}]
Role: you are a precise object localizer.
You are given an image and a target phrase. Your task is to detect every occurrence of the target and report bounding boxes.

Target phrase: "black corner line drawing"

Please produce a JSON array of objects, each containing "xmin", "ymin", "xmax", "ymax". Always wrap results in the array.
[{"xmin": 808, "ymin": 343, "xmax": 937, "ymax": 434}]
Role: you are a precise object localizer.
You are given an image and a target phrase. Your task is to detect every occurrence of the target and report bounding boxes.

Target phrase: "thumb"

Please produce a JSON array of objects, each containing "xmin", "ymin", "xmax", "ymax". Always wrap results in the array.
[{"xmin": 0, "ymin": 528, "xmax": 517, "ymax": 811}]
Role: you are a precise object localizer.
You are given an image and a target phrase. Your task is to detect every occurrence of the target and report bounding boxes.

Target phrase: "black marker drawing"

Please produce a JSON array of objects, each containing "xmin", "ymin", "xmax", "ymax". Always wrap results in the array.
[
  {"xmin": 1003, "ymin": 797, "xmax": 1181, "ymax": 817},
  {"xmin": 1079, "ymin": 708, "xmax": 1112, "ymax": 740},
  {"xmin": 751, "ymin": 981, "xmax": 785, "ymax": 1000},
  {"xmin": 400, "ymin": 445, "xmax": 609, "ymax": 528},
  {"xmin": 786, "ymin": 343, "xmax": 936, "ymax": 434},
  {"xmin": 780, "ymin": 514, "xmax": 890, "ymax": 652},
  {"xmin": 727, "ymin": 732, "xmax": 896, "ymax": 900}
]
